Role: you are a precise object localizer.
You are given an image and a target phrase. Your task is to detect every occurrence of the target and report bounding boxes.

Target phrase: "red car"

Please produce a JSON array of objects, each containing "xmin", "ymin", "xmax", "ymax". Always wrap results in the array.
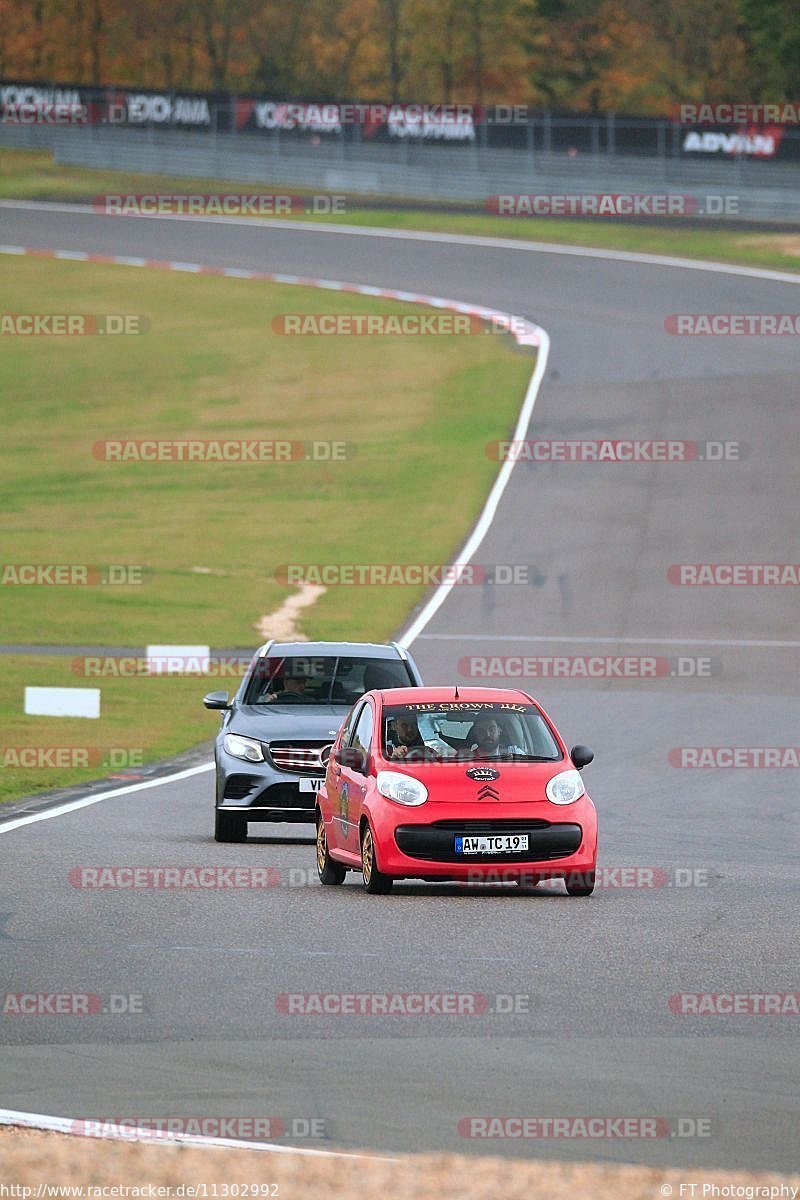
[{"xmin": 316, "ymin": 686, "xmax": 597, "ymax": 895}]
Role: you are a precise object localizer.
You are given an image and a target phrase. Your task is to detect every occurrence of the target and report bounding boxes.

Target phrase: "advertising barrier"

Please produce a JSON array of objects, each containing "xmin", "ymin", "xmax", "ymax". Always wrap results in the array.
[{"xmin": 4, "ymin": 79, "xmax": 800, "ymax": 160}]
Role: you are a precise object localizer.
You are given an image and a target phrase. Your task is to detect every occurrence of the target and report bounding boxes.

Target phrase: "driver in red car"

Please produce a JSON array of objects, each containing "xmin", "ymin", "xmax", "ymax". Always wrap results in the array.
[{"xmin": 386, "ymin": 713, "xmax": 427, "ymax": 759}]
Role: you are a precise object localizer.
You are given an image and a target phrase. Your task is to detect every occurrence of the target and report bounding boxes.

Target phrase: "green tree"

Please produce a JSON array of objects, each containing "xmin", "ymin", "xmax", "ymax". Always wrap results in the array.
[{"xmin": 738, "ymin": 0, "xmax": 800, "ymax": 97}]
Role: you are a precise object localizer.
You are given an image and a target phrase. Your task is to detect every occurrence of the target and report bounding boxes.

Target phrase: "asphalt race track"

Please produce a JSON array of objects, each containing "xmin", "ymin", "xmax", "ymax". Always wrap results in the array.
[{"xmin": 1, "ymin": 205, "xmax": 798, "ymax": 1171}]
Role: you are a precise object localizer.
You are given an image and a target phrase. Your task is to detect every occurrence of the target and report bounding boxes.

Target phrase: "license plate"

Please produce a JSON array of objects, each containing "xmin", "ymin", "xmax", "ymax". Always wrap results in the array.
[
  {"xmin": 455, "ymin": 834, "xmax": 529, "ymax": 854},
  {"xmin": 299, "ymin": 778, "xmax": 323, "ymax": 793}
]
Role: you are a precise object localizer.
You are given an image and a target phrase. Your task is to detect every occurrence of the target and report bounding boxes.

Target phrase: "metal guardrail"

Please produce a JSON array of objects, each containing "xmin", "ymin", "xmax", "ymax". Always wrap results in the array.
[{"xmin": 2, "ymin": 124, "xmax": 799, "ymax": 223}]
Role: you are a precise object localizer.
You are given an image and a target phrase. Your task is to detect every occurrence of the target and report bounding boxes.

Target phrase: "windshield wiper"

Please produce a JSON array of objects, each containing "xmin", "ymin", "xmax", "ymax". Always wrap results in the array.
[
  {"xmin": 471, "ymin": 752, "xmax": 558, "ymax": 762},
  {"xmin": 507, "ymin": 754, "xmax": 560, "ymax": 761}
]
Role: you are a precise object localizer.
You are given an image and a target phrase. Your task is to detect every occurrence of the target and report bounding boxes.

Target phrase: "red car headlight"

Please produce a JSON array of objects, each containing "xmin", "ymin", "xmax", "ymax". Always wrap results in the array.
[
  {"xmin": 545, "ymin": 769, "xmax": 585, "ymax": 805},
  {"xmin": 376, "ymin": 770, "xmax": 428, "ymax": 807}
]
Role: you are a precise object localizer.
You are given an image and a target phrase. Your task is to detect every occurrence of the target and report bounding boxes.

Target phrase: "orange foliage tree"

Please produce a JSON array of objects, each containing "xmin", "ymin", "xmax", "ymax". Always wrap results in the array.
[{"xmin": 0, "ymin": 0, "xmax": 788, "ymax": 113}]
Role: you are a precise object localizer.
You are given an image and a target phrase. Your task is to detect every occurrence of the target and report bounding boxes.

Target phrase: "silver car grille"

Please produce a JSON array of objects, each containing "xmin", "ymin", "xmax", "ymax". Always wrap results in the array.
[{"xmin": 268, "ymin": 741, "xmax": 333, "ymax": 773}]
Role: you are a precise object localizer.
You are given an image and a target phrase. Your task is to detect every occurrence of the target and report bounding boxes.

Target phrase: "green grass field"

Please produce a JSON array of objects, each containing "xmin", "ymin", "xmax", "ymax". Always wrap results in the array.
[
  {"xmin": 0, "ymin": 655, "xmax": 217, "ymax": 804},
  {"xmin": 2, "ymin": 147, "xmax": 799, "ymax": 273},
  {"xmin": 0, "ymin": 253, "xmax": 531, "ymax": 803}
]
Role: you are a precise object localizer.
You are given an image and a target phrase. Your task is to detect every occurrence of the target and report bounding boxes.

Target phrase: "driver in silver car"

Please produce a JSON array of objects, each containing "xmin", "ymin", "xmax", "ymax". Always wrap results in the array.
[{"xmin": 264, "ymin": 667, "xmax": 312, "ymax": 703}]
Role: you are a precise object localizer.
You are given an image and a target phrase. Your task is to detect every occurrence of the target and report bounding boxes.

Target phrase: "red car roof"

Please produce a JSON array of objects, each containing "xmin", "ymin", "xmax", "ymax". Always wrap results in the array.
[{"xmin": 375, "ymin": 686, "xmax": 534, "ymax": 705}]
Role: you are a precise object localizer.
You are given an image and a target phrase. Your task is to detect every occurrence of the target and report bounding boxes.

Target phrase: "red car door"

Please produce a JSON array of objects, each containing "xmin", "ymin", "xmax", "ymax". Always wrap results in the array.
[
  {"xmin": 335, "ymin": 700, "xmax": 373, "ymax": 853},
  {"xmin": 325, "ymin": 701, "xmax": 357, "ymax": 851}
]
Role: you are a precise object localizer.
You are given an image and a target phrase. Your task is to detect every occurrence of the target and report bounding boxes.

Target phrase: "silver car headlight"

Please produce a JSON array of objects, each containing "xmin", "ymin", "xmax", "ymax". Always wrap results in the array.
[
  {"xmin": 545, "ymin": 769, "xmax": 585, "ymax": 805},
  {"xmin": 224, "ymin": 733, "xmax": 265, "ymax": 763},
  {"xmin": 377, "ymin": 770, "xmax": 428, "ymax": 807}
]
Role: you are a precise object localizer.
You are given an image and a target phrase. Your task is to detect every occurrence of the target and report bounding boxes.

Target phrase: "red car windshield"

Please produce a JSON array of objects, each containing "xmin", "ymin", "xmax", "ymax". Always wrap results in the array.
[{"xmin": 381, "ymin": 701, "xmax": 562, "ymax": 762}]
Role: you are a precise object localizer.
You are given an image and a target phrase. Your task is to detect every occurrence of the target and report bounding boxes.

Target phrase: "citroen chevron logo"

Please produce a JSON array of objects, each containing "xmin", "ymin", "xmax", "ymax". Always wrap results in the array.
[{"xmin": 477, "ymin": 784, "xmax": 500, "ymax": 801}]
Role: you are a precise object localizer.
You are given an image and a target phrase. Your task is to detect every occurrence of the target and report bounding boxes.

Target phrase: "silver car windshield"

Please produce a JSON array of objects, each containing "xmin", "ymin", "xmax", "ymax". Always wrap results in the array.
[{"xmin": 245, "ymin": 655, "xmax": 411, "ymax": 706}]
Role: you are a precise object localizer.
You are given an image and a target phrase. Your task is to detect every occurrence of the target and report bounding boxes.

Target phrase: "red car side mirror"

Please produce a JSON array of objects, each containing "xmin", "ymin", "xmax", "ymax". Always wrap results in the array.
[{"xmin": 334, "ymin": 746, "xmax": 367, "ymax": 773}]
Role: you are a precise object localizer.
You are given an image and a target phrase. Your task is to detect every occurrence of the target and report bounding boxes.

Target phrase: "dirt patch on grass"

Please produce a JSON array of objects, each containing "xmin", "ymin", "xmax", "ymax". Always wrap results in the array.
[
  {"xmin": 736, "ymin": 234, "xmax": 800, "ymax": 257},
  {"xmin": 254, "ymin": 583, "xmax": 327, "ymax": 642},
  {"xmin": 1, "ymin": 1129, "xmax": 798, "ymax": 1200}
]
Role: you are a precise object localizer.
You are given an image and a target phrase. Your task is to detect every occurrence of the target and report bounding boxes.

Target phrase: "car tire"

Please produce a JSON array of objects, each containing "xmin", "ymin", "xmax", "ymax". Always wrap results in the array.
[
  {"xmin": 565, "ymin": 870, "xmax": 595, "ymax": 897},
  {"xmin": 214, "ymin": 809, "xmax": 247, "ymax": 843},
  {"xmin": 316, "ymin": 813, "xmax": 346, "ymax": 885},
  {"xmin": 360, "ymin": 821, "xmax": 393, "ymax": 894}
]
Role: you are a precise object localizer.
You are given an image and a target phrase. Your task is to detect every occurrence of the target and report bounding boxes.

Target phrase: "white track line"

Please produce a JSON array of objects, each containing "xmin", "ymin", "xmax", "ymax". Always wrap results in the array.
[
  {"xmin": 0, "ymin": 763, "xmax": 213, "ymax": 834},
  {"xmin": 417, "ymin": 634, "xmax": 800, "ymax": 648},
  {"xmin": 398, "ymin": 329, "xmax": 549, "ymax": 646},
  {"xmin": 0, "ymin": 1107, "xmax": 394, "ymax": 1159}
]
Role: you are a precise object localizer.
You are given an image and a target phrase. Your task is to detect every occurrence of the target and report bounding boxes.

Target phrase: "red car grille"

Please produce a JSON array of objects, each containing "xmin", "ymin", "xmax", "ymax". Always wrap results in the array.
[{"xmin": 394, "ymin": 822, "xmax": 582, "ymax": 862}]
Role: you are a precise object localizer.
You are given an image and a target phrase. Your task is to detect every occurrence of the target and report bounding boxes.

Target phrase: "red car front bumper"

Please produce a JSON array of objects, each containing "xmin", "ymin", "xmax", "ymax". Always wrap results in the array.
[{"xmin": 365, "ymin": 796, "xmax": 598, "ymax": 882}]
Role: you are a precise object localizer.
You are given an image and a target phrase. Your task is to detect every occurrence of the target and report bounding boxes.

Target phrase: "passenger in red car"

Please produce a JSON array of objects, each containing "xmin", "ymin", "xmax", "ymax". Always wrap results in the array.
[{"xmin": 469, "ymin": 717, "xmax": 525, "ymax": 757}]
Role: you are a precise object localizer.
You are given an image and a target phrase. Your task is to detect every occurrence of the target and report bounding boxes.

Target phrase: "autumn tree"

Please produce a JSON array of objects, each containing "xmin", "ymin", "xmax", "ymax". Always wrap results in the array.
[
  {"xmin": 1, "ymin": 0, "xmax": 795, "ymax": 112},
  {"xmin": 738, "ymin": 0, "xmax": 800, "ymax": 98}
]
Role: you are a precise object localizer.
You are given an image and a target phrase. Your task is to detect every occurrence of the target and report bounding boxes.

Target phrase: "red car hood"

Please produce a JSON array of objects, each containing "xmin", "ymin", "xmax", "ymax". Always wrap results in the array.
[{"xmin": 376, "ymin": 758, "xmax": 568, "ymax": 804}]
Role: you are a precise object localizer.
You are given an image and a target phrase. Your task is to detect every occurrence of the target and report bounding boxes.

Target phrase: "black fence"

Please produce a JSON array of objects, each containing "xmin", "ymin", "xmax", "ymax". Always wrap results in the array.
[{"xmin": 2, "ymin": 79, "xmax": 800, "ymax": 164}]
